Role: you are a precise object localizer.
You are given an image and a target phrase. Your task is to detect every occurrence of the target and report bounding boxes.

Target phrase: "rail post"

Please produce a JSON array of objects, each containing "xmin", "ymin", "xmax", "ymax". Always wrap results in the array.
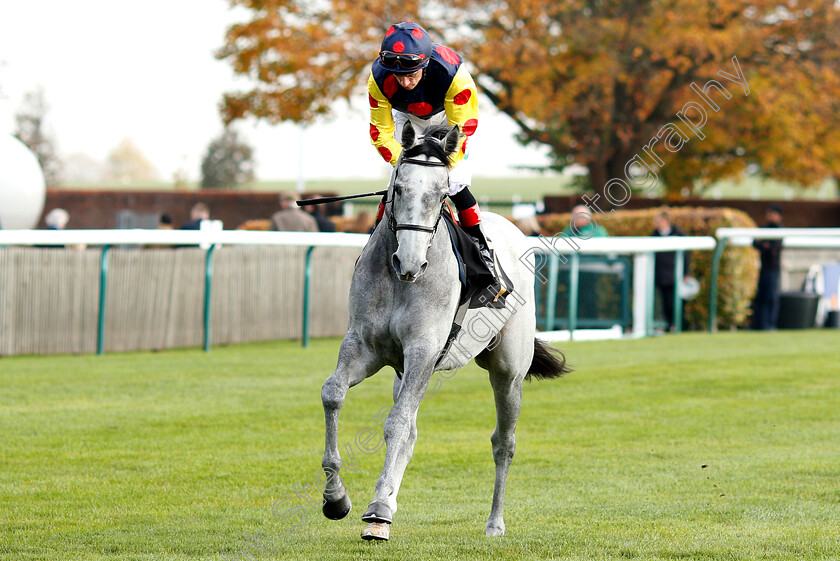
[
  {"xmin": 545, "ymin": 252, "xmax": 560, "ymax": 331},
  {"xmin": 96, "ymin": 245, "xmax": 111, "ymax": 355},
  {"xmin": 203, "ymin": 244, "xmax": 217, "ymax": 352},
  {"xmin": 707, "ymin": 238, "xmax": 728, "ymax": 332},
  {"xmin": 302, "ymin": 246, "xmax": 316, "ymax": 347},
  {"xmin": 673, "ymin": 250, "xmax": 684, "ymax": 333},
  {"xmin": 568, "ymin": 252, "xmax": 580, "ymax": 337}
]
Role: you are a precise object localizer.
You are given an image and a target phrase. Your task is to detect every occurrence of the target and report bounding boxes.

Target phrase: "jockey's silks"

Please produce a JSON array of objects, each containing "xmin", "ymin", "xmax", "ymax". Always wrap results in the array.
[{"xmin": 368, "ymin": 45, "xmax": 479, "ymax": 166}]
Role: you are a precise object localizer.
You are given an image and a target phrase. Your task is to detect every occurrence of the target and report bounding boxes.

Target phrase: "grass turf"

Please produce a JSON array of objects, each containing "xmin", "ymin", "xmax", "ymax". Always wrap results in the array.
[{"xmin": 1, "ymin": 331, "xmax": 838, "ymax": 560}]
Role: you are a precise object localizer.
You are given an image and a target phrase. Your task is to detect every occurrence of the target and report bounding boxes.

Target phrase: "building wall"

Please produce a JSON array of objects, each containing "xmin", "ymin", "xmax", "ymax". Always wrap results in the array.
[
  {"xmin": 41, "ymin": 189, "xmax": 285, "ymax": 230},
  {"xmin": 41, "ymin": 189, "xmax": 840, "ymax": 231}
]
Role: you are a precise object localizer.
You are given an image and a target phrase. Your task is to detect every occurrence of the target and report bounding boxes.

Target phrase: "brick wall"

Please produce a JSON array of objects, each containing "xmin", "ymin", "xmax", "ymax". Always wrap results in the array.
[
  {"xmin": 41, "ymin": 189, "xmax": 340, "ymax": 230},
  {"xmin": 39, "ymin": 189, "xmax": 840, "ymax": 230}
]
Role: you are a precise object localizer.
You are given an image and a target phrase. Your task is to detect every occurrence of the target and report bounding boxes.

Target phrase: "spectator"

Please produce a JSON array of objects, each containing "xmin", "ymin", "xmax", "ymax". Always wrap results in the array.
[
  {"xmin": 181, "ymin": 203, "xmax": 210, "ymax": 230},
  {"xmin": 562, "ymin": 204, "xmax": 609, "ymax": 238},
  {"xmin": 145, "ymin": 213, "xmax": 175, "ymax": 249},
  {"xmin": 304, "ymin": 195, "xmax": 336, "ymax": 232},
  {"xmin": 651, "ymin": 210, "xmax": 691, "ymax": 332},
  {"xmin": 751, "ymin": 204, "xmax": 784, "ymax": 330},
  {"xmin": 515, "ymin": 216, "xmax": 544, "ymax": 237},
  {"xmin": 44, "ymin": 208, "xmax": 69, "ymax": 230},
  {"xmin": 159, "ymin": 213, "xmax": 174, "ymax": 230},
  {"xmin": 349, "ymin": 211, "xmax": 373, "ymax": 234},
  {"xmin": 42, "ymin": 208, "xmax": 74, "ymax": 249},
  {"xmin": 271, "ymin": 192, "xmax": 318, "ymax": 232}
]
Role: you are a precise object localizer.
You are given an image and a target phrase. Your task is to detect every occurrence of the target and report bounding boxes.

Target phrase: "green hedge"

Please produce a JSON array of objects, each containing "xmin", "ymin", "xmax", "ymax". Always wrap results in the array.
[{"xmin": 536, "ymin": 207, "xmax": 759, "ymax": 330}]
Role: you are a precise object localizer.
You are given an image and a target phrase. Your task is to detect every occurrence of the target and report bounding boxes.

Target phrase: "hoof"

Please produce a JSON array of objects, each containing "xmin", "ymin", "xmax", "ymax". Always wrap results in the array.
[
  {"xmin": 361, "ymin": 501, "xmax": 393, "ymax": 524},
  {"xmin": 361, "ymin": 522, "xmax": 390, "ymax": 541},
  {"xmin": 485, "ymin": 523, "xmax": 505, "ymax": 537},
  {"xmin": 322, "ymin": 492, "xmax": 352, "ymax": 520}
]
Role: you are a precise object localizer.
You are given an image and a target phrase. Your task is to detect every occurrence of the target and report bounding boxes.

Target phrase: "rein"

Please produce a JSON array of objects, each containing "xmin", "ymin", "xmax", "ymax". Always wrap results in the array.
[{"xmin": 387, "ymin": 157, "xmax": 449, "ymax": 236}]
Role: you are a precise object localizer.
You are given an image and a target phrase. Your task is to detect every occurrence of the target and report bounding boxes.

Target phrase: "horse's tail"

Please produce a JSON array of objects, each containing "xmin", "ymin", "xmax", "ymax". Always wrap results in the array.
[{"xmin": 525, "ymin": 339, "xmax": 572, "ymax": 381}]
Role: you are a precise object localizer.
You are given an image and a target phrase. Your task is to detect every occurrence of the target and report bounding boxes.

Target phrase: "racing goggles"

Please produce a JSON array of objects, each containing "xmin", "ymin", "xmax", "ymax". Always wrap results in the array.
[{"xmin": 379, "ymin": 51, "xmax": 426, "ymax": 71}]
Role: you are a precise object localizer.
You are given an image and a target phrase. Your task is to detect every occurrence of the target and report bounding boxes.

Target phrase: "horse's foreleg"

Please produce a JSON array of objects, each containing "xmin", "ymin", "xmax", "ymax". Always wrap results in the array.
[
  {"xmin": 485, "ymin": 372, "xmax": 524, "ymax": 536},
  {"xmin": 363, "ymin": 345, "xmax": 436, "ymax": 525},
  {"xmin": 321, "ymin": 334, "xmax": 380, "ymax": 520}
]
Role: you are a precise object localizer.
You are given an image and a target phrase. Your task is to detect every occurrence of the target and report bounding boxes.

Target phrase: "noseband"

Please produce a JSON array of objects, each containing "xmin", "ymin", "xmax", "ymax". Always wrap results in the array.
[{"xmin": 387, "ymin": 157, "xmax": 449, "ymax": 235}]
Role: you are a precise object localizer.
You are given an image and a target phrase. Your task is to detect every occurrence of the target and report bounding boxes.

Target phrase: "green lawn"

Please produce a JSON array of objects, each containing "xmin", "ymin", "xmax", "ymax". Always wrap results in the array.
[{"xmin": 1, "ymin": 331, "xmax": 838, "ymax": 560}]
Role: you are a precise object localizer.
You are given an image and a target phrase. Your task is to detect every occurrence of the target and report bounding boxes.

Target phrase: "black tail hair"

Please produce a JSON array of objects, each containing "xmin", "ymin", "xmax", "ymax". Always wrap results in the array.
[{"xmin": 526, "ymin": 339, "xmax": 572, "ymax": 381}]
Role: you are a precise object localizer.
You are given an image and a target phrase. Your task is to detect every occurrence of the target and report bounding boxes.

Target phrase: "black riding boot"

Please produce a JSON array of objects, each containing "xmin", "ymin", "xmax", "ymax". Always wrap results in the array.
[
  {"xmin": 462, "ymin": 223, "xmax": 497, "ymax": 278},
  {"xmin": 451, "ymin": 188, "xmax": 507, "ymax": 306},
  {"xmin": 462, "ymin": 222, "xmax": 507, "ymax": 307}
]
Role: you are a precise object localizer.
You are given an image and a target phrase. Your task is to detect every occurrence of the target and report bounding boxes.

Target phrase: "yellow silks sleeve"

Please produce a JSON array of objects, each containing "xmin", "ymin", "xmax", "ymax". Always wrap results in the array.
[
  {"xmin": 367, "ymin": 72, "xmax": 402, "ymax": 166},
  {"xmin": 444, "ymin": 65, "xmax": 479, "ymax": 167}
]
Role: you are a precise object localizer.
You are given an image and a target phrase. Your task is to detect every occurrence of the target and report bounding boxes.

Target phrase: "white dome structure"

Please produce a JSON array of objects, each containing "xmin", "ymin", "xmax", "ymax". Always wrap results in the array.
[{"xmin": 0, "ymin": 134, "xmax": 47, "ymax": 229}]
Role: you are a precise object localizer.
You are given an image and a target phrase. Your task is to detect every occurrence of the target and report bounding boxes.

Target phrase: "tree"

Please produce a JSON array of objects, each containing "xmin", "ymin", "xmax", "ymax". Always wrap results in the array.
[
  {"xmin": 218, "ymin": 0, "xmax": 840, "ymax": 200},
  {"xmin": 200, "ymin": 126, "xmax": 256, "ymax": 189},
  {"xmin": 106, "ymin": 138, "xmax": 159, "ymax": 184},
  {"xmin": 63, "ymin": 152, "xmax": 107, "ymax": 184},
  {"xmin": 14, "ymin": 87, "xmax": 63, "ymax": 187}
]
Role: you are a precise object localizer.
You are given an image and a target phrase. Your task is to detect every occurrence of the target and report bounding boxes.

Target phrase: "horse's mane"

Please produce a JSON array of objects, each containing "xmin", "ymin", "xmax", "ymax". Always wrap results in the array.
[{"xmin": 402, "ymin": 125, "xmax": 459, "ymax": 168}]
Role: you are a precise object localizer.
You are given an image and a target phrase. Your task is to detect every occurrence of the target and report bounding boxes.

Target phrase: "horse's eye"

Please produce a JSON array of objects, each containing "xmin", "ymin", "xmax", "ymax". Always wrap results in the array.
[{"xmin": 394, "ymin": 184, "xmax": 403, "ymax": 196}]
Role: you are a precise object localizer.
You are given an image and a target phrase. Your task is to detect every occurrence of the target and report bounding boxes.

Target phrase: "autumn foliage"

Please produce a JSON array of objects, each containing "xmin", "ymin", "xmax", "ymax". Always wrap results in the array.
[{"xmin": 218, "ymin": 1, "xmax": 840, "ymax": 198}]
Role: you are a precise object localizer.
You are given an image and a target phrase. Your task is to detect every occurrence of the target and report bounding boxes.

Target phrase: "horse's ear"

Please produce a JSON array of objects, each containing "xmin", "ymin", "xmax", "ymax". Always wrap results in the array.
[
  {"xmin": 401, "ymin": 122, "xmax": 416, "ymax": 148},
  {"xmin": 443, "ymin": 125, "xmax": 462, "ymax": 156}
]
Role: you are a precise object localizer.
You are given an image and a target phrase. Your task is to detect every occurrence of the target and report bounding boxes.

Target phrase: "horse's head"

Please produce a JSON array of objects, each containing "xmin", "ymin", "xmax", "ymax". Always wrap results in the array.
[{"xmin": 389, "ymin": 123, "xmax": 462, "ymax": 283}]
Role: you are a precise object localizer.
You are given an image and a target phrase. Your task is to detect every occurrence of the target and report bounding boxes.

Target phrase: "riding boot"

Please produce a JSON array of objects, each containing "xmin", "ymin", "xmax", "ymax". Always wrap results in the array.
[{"xmin": 461, "ymin": 222, "xmax": 508, "ymax": 308}]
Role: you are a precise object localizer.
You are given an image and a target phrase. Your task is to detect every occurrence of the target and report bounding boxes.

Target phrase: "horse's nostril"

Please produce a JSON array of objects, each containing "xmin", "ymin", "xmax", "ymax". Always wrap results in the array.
[
  {"xmin": 391, "ymin": 253, "xmax": 401, "ymax": 274},
  {"xmin": 419, "ymin": 261, "xmax": 428, "ymax": 275}
]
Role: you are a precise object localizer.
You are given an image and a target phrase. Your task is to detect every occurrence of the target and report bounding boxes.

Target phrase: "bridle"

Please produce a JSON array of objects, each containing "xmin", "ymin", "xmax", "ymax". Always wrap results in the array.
[{"xmin": 386, "ymin": 157, "xmax": 449, "ymax": 236}]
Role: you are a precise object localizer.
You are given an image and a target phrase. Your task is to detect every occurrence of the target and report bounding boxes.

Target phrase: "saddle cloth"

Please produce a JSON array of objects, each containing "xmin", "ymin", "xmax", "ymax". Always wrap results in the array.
[
  {"xmin": 440, "ymin": 211, "xmax": 514, "ymax": 309},
  {"xmin": 434, "ymin": 212, "xmax": 516, "ymax": 366}
]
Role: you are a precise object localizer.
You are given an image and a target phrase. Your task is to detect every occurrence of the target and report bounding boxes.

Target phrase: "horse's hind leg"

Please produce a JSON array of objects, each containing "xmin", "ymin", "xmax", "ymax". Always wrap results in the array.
[
  {"xmin": 477, "ymin": 325, "xmax": 532, "ymax": 536},
  {"xmin": 484, "ymin": 368, "xmax": 523, "ymax": 536},
  {"xmin": 321, "ymin": 333, "xmax": 381, "ymax": 520}
]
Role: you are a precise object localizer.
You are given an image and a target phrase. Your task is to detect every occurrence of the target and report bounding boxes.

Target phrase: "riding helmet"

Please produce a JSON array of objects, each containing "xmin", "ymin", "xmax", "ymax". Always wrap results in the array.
[{"xmin": 378, "ymin": 22, "xmax": 433, "ymax": 74}]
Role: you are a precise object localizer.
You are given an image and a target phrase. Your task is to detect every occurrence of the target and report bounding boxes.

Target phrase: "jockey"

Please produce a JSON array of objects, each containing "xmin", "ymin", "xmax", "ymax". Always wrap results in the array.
[{"xmin": 368, "ymin": 21, "xmax": 499, "ymax": 283}]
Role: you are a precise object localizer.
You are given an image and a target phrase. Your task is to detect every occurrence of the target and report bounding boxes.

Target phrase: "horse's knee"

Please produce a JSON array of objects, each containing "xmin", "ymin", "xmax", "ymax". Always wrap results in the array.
[
  {"xmin": 383, "ymin": 411, "xmax": 412, "ymax": 444},
  {"xmin": 321, "ymin": 377, "xmax": 346, "ymax": 411},
  {"xmin": 490, "ymin": 430, "xmax": 516, "ymax": 463}
]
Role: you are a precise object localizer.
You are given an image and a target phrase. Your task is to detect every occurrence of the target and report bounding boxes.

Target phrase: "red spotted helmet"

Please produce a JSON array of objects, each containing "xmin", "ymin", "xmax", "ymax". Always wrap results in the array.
[{"xmin": 378, "ymin": 22, "xmax": 432, "ymax": 74}]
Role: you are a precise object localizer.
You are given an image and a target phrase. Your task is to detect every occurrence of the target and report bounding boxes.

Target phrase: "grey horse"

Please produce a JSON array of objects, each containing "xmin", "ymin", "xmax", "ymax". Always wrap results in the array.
[{"xmin": 320, "ymin": 123, "xmax": 569, "ymax": 541}]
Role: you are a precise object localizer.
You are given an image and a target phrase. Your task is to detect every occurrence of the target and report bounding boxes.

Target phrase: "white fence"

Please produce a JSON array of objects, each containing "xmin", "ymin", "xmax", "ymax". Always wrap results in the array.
[
  {"xmin": 1, "ymin": 229, "xmax": 722, "ymax": 356},
  {"xmin": 0, "ymin": 230, "xmax": 369, "ymax": 356}
]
